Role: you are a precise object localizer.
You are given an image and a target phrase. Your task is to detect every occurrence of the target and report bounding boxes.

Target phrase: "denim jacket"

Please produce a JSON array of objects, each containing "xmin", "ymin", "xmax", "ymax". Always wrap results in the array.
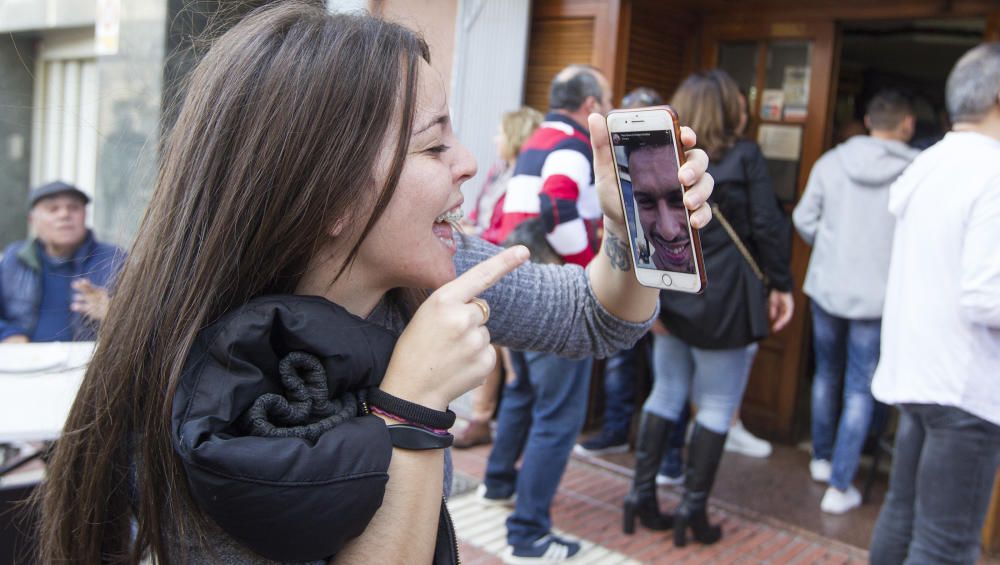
[{"xmin": 0, "ymin": 231, "xmax": 124, "ymax": 341}]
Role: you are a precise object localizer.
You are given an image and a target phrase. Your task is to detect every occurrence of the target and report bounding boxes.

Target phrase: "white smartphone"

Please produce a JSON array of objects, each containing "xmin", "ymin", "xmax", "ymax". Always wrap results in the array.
[{"xmin": 606, "ymin": 106, "xmax": 706, "ymax": 293}]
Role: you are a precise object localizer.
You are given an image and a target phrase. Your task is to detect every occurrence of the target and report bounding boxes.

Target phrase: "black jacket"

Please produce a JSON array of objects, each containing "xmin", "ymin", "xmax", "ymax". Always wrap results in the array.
[
  {"xmin": 171, "ymin": 295, "xmax": 459, "ymax": 563},
  {"xmin": 660, "ymin": 140, "xmax": 793, "ymax": 349}
]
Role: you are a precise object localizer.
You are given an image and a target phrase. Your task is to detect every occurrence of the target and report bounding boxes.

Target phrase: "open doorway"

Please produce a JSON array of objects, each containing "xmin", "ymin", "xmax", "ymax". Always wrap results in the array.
[{"xmin": 834, "ymin": 19, "xmax": 985, "ymax": 149}]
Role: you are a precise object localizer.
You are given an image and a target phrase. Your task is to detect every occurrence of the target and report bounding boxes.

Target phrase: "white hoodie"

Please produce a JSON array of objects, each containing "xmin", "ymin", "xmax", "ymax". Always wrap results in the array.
[{"xmin": 871, "ymin": 132, "xmax": 1000, "ymax": 426}]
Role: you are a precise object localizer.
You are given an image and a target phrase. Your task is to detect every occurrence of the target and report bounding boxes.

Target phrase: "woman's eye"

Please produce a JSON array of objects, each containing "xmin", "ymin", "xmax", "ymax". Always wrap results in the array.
[{"xmin": 426, "ymin": 144, "xmax": 450, "ymax": 155}]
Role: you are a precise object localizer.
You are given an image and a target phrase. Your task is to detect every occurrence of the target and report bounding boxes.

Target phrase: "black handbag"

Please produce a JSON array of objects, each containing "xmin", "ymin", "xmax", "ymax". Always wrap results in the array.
[{"xmin": 712, "ymin": 203, "xmax": 770, "ymax": 341}]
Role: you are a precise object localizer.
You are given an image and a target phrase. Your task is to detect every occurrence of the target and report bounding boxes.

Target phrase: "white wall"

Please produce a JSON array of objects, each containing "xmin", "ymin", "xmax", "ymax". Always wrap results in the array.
[
  {"xmin": 450, "ymin": 0, "xmax": 531, "ymax": 213},
  {"xmin": 0, "ymin": 0, "xmax": 96, "ymax": 33}
]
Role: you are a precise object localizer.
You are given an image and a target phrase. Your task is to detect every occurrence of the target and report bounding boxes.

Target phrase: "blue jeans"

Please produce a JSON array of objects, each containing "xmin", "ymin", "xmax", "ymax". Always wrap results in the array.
[
  {"xmin": 601, "ymin": 343, "xmax": 639, "ymax": 434},
  {"xmin": 644, "ymin": 333, "xmax": 757, "ymax": 434},
  {"xmin": 809, "ymin": 301, "xmax": 881, "ymax": 490},
  {"xmin": 870, "ymin": 404, "xmax": 1000, "ymax": 565},
  {"xmin": 483, "ymin": 351, "xmax": 592, "ymax": 547}
]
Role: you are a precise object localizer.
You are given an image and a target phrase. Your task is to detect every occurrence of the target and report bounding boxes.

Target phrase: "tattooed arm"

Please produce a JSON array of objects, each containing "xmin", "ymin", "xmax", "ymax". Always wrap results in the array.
[
  {"xmin": 585, "ymin": 221, "xmax": 659, "ymax": 323},
  {"xmin": 602, "ymin": 227, "xmax": 633, "ymax": 272}
]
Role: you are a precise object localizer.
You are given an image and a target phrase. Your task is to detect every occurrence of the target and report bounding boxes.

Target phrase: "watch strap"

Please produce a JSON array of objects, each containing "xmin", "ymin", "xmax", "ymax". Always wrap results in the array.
[{"xmin": 387, "ymin": 424, "xmax": 454, "ymax": 450}]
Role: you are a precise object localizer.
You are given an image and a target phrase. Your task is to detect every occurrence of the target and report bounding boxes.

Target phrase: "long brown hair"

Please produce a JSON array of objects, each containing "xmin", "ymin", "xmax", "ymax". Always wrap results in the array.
[
  {"xmin": 37, "ymin": 3, "xmax": 429, "ymax": 562},
  {"xmin": 670, "ymin": 70, "xmax": 742, "ymax": 159}
]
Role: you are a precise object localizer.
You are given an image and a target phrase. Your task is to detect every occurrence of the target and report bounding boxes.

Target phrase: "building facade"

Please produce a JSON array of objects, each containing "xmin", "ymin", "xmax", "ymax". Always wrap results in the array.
[{"xmin": 0, "ymin": 0, "xmax": 996, "ymax": 549}]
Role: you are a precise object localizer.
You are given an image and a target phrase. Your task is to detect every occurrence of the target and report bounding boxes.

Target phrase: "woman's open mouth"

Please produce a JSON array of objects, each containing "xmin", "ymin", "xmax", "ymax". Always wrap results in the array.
[{"xmin": 433, "ymin": 207, "xmax": 463, "ymax": 252}]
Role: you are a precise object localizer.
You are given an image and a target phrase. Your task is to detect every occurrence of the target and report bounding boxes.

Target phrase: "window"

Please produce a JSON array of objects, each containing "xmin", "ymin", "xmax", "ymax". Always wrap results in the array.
[{"xmin": 30, "ymin": 29, "xmax": 100, "ymax": 215}]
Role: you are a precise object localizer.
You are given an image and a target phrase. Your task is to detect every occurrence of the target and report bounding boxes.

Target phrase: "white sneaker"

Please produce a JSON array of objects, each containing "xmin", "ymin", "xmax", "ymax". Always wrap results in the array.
[
  {"xmin": 476, "ymin": 483, "xmax": 516, "ymax": 507},
  {"xmin": 809, "ymin": 459, "xmax": 832, "ymax": 483},
  {"xmin": 820, "ymin": 485, "xmax": 862, "ymax": 514},
  {"xmin": 724, "ymin": 421, "xmax": 772, "ymax": 458},
  {"xmin": 656, "ymin": 472, "xmax": 684, "ymax": 486}
]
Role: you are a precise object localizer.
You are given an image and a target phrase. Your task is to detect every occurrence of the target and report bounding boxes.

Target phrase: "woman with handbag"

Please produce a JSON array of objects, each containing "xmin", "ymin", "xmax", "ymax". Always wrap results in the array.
[
  {"xmin": 34, "ymin": 4, "xmax": 716, "ymax": 565},
  {"xmin": 622, "ymin": 69, "xmax": 794, "ymax": 547}
]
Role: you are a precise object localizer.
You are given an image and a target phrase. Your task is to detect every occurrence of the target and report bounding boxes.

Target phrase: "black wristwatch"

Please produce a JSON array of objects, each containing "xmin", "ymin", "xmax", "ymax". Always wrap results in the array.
[{"xmin": 387, "ymin": 424, "xmax": 454, "ymax": 450}]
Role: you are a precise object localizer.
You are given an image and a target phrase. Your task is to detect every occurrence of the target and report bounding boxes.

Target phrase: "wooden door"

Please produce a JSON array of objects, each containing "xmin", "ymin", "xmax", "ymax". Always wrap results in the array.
[
  {"xmin": 618, "ymin": 0, "xmax": 699, "ymax": 104},
  {"xmin": 524, "ymin": 0, "xmax": 623, "ymax": 111},
  {"xmin": 700, "ymin": 21, "xmax": 837, "ymax": 442}
]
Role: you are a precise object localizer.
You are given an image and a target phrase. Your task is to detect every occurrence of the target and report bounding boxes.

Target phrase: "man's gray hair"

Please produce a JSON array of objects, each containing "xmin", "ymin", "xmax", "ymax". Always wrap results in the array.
[
  {"xmin": 549, "ymin": 65, "xmax": 604, "ymax": 112},
  {"xmin": 946, "ymin": 43, "xmax": 1000, "ymax": 123}
]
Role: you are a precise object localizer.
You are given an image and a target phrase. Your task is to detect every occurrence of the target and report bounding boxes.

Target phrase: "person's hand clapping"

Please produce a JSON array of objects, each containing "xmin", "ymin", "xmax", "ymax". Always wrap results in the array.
[
  {"xmin": 379, "ymin": 246, "xmax": 530, "ymax": 412},
  {"xmin": 71, "ymin": 279, "xmax": 111, "ymax": 322},
  {"xmin": 588, "ymin": 113, "xmax": 714, "ymax": 232}
]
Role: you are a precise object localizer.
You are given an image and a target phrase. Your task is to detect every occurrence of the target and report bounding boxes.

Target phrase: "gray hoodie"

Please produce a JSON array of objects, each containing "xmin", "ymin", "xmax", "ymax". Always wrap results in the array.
[{"xmin": 793, "ymin": 135, "xmax": 919, "ymax": 319}]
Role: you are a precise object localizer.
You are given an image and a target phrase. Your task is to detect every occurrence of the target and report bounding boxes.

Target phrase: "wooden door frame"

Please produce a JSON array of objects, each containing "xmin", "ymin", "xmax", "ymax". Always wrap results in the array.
[{"xmin": 698, "ymin": 20, "xmax": 837, "ymax": 441}]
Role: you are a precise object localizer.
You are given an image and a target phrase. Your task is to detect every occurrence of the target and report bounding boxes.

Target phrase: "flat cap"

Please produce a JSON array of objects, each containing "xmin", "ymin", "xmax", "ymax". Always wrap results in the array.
[{"xmin": 29, "ymin": 181, "xmax": 91, "ymax": 208}]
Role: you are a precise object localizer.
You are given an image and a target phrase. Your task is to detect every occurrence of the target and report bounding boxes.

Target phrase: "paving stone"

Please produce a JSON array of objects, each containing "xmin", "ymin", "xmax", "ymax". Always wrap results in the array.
[{"xmin": 450, "ymin": 444, "xmax": 879, "ymax": 565}]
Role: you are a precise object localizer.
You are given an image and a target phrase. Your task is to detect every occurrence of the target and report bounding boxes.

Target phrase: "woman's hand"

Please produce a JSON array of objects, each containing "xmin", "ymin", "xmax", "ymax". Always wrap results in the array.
[
  {"xmin": 588, "ymin": 113, "xmax": 714, "ymax": 234},
  {"xmin": 769, "ymin": 290, "xmax": 794, "ymax": 332},
  {"xmin": 379, "ymin": 246, "xmax": 530, "ymax": 411}
]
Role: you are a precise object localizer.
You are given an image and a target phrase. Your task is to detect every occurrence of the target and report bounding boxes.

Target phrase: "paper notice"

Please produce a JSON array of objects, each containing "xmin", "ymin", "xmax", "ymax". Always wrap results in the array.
[
  {"xmin": 760, "ymin": 89, "xmax": 784, "ymax": 121},
  {"xmin": 757, "ymin": 124, "xmax": 802, "ymax": 161},
  {"xmin": 782, "ymin": 66, "xmax": 810, "ymax": 108}
]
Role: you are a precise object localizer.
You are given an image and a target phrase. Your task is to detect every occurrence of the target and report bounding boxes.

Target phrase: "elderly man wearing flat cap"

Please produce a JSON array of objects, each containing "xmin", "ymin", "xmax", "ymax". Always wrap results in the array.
[{"xmin": 0, "ymin": 181, "xmax": 124, "ymax": 343}]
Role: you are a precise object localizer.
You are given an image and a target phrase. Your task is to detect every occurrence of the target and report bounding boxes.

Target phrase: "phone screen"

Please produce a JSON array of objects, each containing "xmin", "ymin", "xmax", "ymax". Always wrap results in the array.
[{"xmin": 612, "ymin": 129, "xmax": 696, "ymax": 275}]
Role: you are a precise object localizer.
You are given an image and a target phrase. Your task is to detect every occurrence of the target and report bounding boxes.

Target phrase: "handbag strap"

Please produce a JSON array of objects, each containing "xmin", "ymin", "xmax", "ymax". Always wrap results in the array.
[{"xmin": 710, "ymin": 203, "xmax": 769, "ymax": 286}]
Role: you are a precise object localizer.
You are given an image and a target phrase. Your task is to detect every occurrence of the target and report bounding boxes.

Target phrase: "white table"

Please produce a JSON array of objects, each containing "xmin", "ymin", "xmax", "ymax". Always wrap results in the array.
[{"xmin": 0, "ymin": 342, "xmax": 93, "ymax": 443}]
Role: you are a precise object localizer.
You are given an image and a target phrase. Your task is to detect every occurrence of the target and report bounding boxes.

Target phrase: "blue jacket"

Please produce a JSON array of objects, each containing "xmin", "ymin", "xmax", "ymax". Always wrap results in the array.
[{"xmin": 0, "ymin": 231, "xmax": 124, "ymax": 341}]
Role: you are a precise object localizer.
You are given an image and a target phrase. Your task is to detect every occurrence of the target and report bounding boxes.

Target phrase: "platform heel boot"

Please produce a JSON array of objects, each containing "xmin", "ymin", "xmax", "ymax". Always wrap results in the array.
[
  {"xmin": 673, "ymin": 424, "xmax": 727, "ymax": 547},
  {"xmin": 623, "ymin": 411, "xmax": 674, "ymax": 534}
]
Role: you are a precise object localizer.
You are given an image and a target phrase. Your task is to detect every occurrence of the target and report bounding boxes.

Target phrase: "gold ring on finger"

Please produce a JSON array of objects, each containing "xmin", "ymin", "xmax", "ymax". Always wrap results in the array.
[{"xmin": 471, "ymin": 298, "xmax": 490, "ymax": 325}]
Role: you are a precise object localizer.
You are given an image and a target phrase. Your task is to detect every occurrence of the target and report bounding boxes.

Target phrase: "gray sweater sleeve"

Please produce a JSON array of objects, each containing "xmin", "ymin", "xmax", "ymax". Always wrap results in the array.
[{"xmin": 455, "ymin": 235, "xmax": 656, "ymax": 359}]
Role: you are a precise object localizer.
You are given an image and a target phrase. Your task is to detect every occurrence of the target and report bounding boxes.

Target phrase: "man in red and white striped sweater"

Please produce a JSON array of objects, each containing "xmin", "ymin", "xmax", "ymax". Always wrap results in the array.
[{"xmin": 491, "ymin": 65, "xmax": 613, "ymax": 266}]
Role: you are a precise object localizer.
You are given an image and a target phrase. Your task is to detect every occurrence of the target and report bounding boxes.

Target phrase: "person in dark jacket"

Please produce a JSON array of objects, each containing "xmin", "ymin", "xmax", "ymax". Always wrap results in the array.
[
  {"xmin": 622, "ymin": 70, "xmax": 794, "ymax": 547},
  {"xmin": 37, "ymin": 5, "xmax": 717, "ymax": 565},
  {"xmin": 0, "ymin": 181, "xmax": 123, "ymax": 343}
]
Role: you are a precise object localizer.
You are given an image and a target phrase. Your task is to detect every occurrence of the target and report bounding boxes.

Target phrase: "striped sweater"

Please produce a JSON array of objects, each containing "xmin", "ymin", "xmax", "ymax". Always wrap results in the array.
[{"xmin": 490, "ymin": 113, "xmax": 600, "ymax": 266}]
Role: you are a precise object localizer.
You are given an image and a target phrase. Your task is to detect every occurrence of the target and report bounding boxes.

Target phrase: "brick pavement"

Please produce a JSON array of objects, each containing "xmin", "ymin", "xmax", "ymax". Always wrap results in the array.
[{"xmin": 452, "ymin": 445, "xmax": 869, "ymax": 565}]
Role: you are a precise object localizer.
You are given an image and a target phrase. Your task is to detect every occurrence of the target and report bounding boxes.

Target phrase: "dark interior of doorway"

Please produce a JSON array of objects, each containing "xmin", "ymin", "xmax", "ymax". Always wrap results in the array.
[{"xmin": 835, "ymin": 19, "xmax": 984, "ymax": 149}]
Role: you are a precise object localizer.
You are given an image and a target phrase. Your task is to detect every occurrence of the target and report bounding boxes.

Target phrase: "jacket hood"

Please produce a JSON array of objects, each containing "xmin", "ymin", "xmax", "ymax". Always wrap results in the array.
[{"xmin": 834, "ymin": 136, "xmax": 918, "ymax": 187}]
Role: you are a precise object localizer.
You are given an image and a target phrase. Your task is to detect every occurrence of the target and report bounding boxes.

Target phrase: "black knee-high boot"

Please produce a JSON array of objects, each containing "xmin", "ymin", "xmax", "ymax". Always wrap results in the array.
[
  {"xmin": 673, "ymin": 424, "xmax": 726, "ymax": 547},
  {"xmin": 623, "ymin": 412, "xmax": 674, "ymax": 534}
]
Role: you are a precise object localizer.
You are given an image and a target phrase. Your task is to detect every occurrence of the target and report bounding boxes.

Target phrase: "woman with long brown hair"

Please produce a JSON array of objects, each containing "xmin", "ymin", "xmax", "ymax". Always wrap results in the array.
[
  {"xmin": 37, "ymin": 3, "xmax": 714, "ymax": 564},
  {"xmin": 622, "ymin": 69, "xmax": 793, "ymax": 547}
]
